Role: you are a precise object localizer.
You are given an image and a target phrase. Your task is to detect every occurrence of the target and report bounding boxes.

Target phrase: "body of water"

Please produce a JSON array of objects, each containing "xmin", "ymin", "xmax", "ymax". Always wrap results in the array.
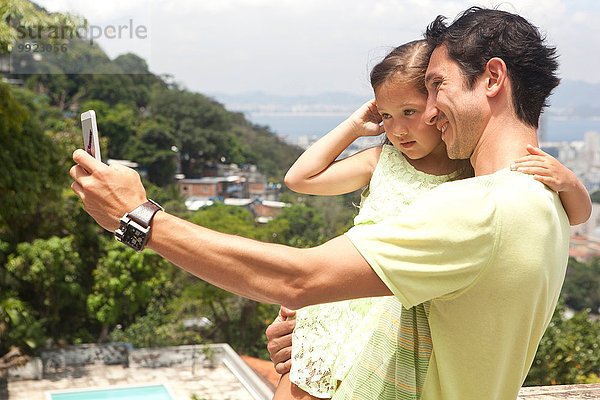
[{"xmin": 248, "ymin": 113, "xmax": 600, "ymax": 144}]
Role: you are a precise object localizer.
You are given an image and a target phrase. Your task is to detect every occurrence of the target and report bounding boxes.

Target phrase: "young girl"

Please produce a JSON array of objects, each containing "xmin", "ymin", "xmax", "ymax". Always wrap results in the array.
[{"xmin": 272, "ymin": 40, "xmax": 591, "ymax": 399}]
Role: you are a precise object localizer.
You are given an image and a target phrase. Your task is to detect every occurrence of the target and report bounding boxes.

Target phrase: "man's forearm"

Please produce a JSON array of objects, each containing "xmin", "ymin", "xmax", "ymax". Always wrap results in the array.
[
  {"xmin": 148, "ymin": 211, "xmax": 311, "ymax": 307},
  {"xmin": 69, "ymin": 149, "xmax": 389, "ymax": 308},
  {"xmin": 147, "ymin": 212, "xmax": 390, "ymax": 309}
]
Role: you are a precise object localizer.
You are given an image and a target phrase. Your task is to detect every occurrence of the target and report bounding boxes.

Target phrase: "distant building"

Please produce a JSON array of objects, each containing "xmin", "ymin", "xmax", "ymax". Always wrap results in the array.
[
  {"xmin": 178, "ymin": 176, "xmax": 247, "ymax": 199},
  {"xmin": 179, "ymin": 163, "xmax": 271, "ymax": 200},
  {"xmin": 184, "ymin": 197, "xmax": 290, "ymax": 223},
  {"xmin": 569, "ymin": 234, "xmax": 600, "ymax": 262},
  {"xmin": 571, "ymin": 203, "xmax": 600, "ymax": 238},
  {"xmin": 253, "ymin": 200, "xmax": 290, "ymax": 223},
  {"xmin": 541, "ymin": 138, "xmax": 599, "ymax": 191}
]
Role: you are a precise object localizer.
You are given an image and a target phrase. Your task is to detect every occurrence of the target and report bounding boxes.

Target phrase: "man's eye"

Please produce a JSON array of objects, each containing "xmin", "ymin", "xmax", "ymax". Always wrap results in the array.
[
  {"xmin": 404, "ymin": 110, "xmax": 416, "ymax": 116},
  {"xmin": 432, "ymin": 80, "xmax": 442, "ymax": 90}
]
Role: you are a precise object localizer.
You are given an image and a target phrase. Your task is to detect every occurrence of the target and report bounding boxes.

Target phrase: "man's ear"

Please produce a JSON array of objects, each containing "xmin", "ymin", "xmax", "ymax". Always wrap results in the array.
[{"xmin": 484, "ymin": 57, "xmax": 508, "ymax": 98}]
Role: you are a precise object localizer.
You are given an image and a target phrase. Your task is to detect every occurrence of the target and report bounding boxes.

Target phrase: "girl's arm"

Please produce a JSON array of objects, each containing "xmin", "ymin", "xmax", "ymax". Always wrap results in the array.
[
  {"xmin": 284, "ymin": 99, "xmax": 385, "ymax": 195},
  {"xmin": 512, "ymin": 144, "xmax": 592, "ymax": 226}
]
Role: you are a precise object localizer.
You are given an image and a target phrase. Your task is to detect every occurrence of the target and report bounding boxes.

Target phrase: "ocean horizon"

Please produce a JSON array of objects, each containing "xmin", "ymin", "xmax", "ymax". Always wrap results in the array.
[{"xmin": 247, "ymin": 113, "xmax": 600, "ymax": 145}]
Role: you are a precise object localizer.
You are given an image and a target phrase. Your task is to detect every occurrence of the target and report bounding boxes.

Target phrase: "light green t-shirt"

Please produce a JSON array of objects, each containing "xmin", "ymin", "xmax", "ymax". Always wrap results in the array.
[
  {"xmin": 290, "ymin": 145, "xmax": 458, "ymax": 398},
  {"xmin": 339, "ymin": 169, "xmax": 569, "ymax": 400}
]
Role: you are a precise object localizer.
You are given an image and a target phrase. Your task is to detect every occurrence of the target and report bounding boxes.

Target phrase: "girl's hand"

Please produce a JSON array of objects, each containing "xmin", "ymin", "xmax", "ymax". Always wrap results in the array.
[
  {"xmin": 348, "ymin": 99, "xmax": 385, "ymax": 137},
  {"xmin": 511, "ymin": 144, "xmax": 577, "ymax": 192}
]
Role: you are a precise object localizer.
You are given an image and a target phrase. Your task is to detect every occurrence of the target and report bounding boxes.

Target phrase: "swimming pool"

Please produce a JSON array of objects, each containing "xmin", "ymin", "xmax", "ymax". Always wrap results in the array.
[{"xmin": 47, "ymin": 384, "xmax": 174, "ymax": 400}]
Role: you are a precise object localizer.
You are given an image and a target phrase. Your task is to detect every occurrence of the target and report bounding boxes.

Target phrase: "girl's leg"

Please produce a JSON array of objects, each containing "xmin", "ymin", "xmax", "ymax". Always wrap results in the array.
[{"xmin": 272, "ymin": 373, "xmax": 324, "ymax": 400}]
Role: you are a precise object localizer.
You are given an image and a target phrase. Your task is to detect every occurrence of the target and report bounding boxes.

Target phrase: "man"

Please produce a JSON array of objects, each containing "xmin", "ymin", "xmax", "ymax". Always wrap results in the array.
[
  {"xmin": 268, "ymin": 10, "xmax": 568, "ymax": 399},
  {"xmin": 70, "ymin": 7, "xmax": 569, "ymax": 399}
]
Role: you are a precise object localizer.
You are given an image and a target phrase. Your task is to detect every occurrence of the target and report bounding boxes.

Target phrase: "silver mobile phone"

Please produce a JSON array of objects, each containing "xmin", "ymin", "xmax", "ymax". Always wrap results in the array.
[{"xmin": 81, "ymin": 110, "xmax": 101, "ymax": 161}]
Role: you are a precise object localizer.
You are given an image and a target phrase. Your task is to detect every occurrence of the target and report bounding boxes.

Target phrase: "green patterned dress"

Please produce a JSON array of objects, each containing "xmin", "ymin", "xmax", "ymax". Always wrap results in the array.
[{"xmin": 289, "ymin": 144, "xmax": 459, "ymax": 398}]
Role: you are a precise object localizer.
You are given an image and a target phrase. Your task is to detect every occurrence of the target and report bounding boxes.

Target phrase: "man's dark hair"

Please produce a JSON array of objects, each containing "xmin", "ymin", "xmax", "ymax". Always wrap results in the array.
[{"xmin": 425, "ymin": 7, "xmax": 560, "ymax": 128}]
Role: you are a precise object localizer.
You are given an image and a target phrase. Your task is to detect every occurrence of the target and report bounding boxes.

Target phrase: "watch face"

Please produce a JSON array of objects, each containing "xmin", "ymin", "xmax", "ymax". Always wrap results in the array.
[
  {"xmin": 116, "ymin": 219, "xmax": 149, "ymax": 252},
  {"xmin": 122, "ymin": 226, "xmax": 147, "ymax": 251}
]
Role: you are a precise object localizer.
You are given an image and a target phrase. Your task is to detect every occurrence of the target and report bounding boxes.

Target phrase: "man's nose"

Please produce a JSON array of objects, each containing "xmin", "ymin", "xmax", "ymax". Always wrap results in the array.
[{"xmin": 424, "ymin": 96, "xmax": 439, "ymax": 126}]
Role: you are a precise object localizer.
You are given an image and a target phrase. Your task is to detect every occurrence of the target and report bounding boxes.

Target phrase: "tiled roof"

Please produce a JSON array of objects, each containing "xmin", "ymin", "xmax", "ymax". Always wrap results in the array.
[{"xmin": 240, "ymin": 355, "xmax": 279, "ymax": 389}]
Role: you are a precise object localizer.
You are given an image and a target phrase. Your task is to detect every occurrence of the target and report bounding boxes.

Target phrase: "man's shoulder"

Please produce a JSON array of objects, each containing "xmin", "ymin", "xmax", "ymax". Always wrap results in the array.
[
  {"xmin": 429, "ymin": 168, "xmax": 550, "ymax": 201},
  {"xmin": 490, "ymin": 170, "xmax": 562, "ymax": 212},
  {"xmin": 413, "ymin": 169, "xmax": 563, "ymax": 222},
  {"xmin": 415, "ymin": 170, "xmax": 500, "ymax": 207}
]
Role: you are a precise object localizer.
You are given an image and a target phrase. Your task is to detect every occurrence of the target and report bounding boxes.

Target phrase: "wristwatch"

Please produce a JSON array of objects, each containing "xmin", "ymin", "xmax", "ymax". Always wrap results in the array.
[{"xmin": 115, "ymin": 199, "xmax": 164, "ymax": 252}]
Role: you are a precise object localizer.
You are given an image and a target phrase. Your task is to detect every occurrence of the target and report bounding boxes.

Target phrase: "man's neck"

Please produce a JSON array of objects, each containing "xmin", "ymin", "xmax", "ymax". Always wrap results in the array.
[{"xmin": 470, "ymin": 116, "xmax": 538, "ymax": 176}]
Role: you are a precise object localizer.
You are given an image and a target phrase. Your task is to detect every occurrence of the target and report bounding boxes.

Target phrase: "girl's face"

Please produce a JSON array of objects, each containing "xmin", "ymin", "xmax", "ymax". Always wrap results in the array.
[{"xmin": 375, "ymin": 79, "xmax": 445, "ymax": 160}]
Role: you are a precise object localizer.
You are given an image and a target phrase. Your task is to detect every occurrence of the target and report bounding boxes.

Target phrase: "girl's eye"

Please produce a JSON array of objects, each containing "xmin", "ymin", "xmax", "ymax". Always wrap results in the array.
[
  {"xmin": 381, "ymin": 113, "xmax": 391, "ymax": 120},
  {"xmin": 404, "ymin": 109, "xmax": 416, "ymax": 116}
]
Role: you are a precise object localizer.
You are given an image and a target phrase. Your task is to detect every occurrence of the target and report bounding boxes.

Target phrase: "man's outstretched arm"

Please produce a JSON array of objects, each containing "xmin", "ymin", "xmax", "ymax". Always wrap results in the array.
[{"xmin": 70, "ymin": 150, "xmax": 391, "ymax": 309}]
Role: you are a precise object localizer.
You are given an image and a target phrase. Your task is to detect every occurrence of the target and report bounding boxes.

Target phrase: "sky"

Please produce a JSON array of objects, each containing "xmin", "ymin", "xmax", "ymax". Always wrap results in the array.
[{"xmin": 33, "ymin": 0, "xmax": 600, "ymax": 96}]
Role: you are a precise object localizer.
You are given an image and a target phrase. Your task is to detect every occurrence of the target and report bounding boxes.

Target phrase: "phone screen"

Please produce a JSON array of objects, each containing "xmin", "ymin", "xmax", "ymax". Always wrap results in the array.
[{"xmin": 81, "ymin": 110, "xmax": 101, "ymax": 161}]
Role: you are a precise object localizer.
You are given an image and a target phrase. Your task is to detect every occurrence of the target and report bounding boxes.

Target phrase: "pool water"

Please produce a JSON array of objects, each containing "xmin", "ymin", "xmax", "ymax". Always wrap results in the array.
[{"xmin": 49, "ymin": 384, "xmax": 173, "ymax": 400}]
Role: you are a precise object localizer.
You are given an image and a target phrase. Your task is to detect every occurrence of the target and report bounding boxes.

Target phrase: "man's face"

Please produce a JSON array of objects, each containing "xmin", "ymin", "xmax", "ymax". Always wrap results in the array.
[{"xmin": 424, "ymin": 46, "xmax": 487, "ymax": 159}]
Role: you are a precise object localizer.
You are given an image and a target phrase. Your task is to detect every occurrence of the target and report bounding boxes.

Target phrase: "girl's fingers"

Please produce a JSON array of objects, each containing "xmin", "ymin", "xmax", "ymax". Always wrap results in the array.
[
  {"xmin": 513, "ymin": 155, "xmax": 547, "ymax": 164},
  {"xmin": 533, "ymin": 175, "xmax": 559, "ymax": 190},
  {"xmin": 516, "ymin": 166, "xmax": 551, "ymax": 176},
  {"xmin": 526, "ymin": 144, "xmax": 548, "ymax": 156},
  {"xmin": 513, "ymin": 161, "xmax": 549, "ymax": 169}
]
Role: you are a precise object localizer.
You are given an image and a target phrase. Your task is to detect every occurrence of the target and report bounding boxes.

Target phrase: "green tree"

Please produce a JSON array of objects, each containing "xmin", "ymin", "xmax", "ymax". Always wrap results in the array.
[
  {"xmin": 87, "ymin": 241, "xmax": 173, "ymax": 341},
  {"xmin": 167, "ymin": 279, "xmax": 278, "ymax": 358},
  {"xmin": 562, "ymin": 258, "xmax": 600, "ymax": 313},
  {"xmin": 0, "ymin": 83, "xmax": 66, "ymax": 243},
  {"xmin": 149, "ymin": 88, "xmax": 237, "ymax": 177},
  {"xmin": 525, "ymin": 301, "xmax": 600, "ymax": 385},
  {"xmin": 0, "ymin": 0, "xmax": 81, "ymax": 53},
  {"xmin": 188, "ymin": 203, "xmax": 260, "ymax": 238},
  {"xmin": 125, "ymin": 119, "xmax": 178, "ymax": 186},
  {"xmin": 305, "ymin": 194, "xmax": 359, "ymax": 238},
  {"xmin": 108, "ymin": 299, "xmax": 198, "ymax": 349},
  {"xmin": 230, "ymin": 119, "xmax": 302, "ymax": 181},
  {"xmin": 6, "ymin": 236, "xmax": 85, "ymax": 340},
  {"xmin": 0, "ymin": 293, "xmax": 45, "ymax": 354},
  {"xmin": 96, "ymin": 102, "xmax": 138, "ymax": 159},
  {"xmin": 267, "ymin": 203, "xmax": 327, "ymax": 247}
]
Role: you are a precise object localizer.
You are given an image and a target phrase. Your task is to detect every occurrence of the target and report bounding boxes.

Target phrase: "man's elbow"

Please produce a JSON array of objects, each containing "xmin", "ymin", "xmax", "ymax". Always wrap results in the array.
[{"xmin": 279, "ymin": 279, "xmax": 313, "ymax": 310}]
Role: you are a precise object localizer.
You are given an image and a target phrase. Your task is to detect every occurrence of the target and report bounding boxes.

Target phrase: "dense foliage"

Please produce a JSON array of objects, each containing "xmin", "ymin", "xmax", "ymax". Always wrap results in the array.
[
  {"xmin": 525, "ymin": 302, "xmax": 600, "ymax": 386},
  {"xmin": 0, "ymin": 24, "xmax": 350, "ymax": 358}
]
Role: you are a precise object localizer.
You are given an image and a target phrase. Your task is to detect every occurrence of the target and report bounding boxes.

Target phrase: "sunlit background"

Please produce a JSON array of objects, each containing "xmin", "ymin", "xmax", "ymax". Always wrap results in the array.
[{"xmin": 33, "ymin": 0, "xmax": 600, "ymax": 95}]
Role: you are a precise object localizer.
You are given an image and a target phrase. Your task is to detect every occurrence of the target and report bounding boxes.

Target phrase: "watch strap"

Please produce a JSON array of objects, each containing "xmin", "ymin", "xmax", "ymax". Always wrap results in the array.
[{"xmin": 127, "ymin": 199, "xmax": 164, "ymax": 228}]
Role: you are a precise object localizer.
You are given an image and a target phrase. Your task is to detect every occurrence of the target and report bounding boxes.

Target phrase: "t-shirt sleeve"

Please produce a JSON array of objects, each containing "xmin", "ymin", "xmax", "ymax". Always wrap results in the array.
[{"xmin": 345, "ymin": 182, "xmax": 499, "ymax": 308}]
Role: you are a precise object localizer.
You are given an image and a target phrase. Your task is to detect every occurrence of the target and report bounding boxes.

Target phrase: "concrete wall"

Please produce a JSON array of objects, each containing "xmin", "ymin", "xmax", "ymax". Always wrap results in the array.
[{"xmin": 40, "ymin": 343, "xmax": 130, "ymax": 374}]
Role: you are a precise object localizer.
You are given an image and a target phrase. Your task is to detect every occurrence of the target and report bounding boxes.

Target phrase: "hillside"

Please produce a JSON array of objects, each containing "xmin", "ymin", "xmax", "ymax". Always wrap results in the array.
[{"xmin": 3, "ymin": 1, "xmax": 302, "ymax": 183}]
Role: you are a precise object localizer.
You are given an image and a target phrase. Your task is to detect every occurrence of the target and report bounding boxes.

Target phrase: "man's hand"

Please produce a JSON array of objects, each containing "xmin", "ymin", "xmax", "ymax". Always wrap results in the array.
[
  {"xmin": 70, "ymin": 149, "xmax": 148, "ymax": 231},
  {"xmin": 266, "ymin": 306, "xmax": 296, "ymax": 374}
]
